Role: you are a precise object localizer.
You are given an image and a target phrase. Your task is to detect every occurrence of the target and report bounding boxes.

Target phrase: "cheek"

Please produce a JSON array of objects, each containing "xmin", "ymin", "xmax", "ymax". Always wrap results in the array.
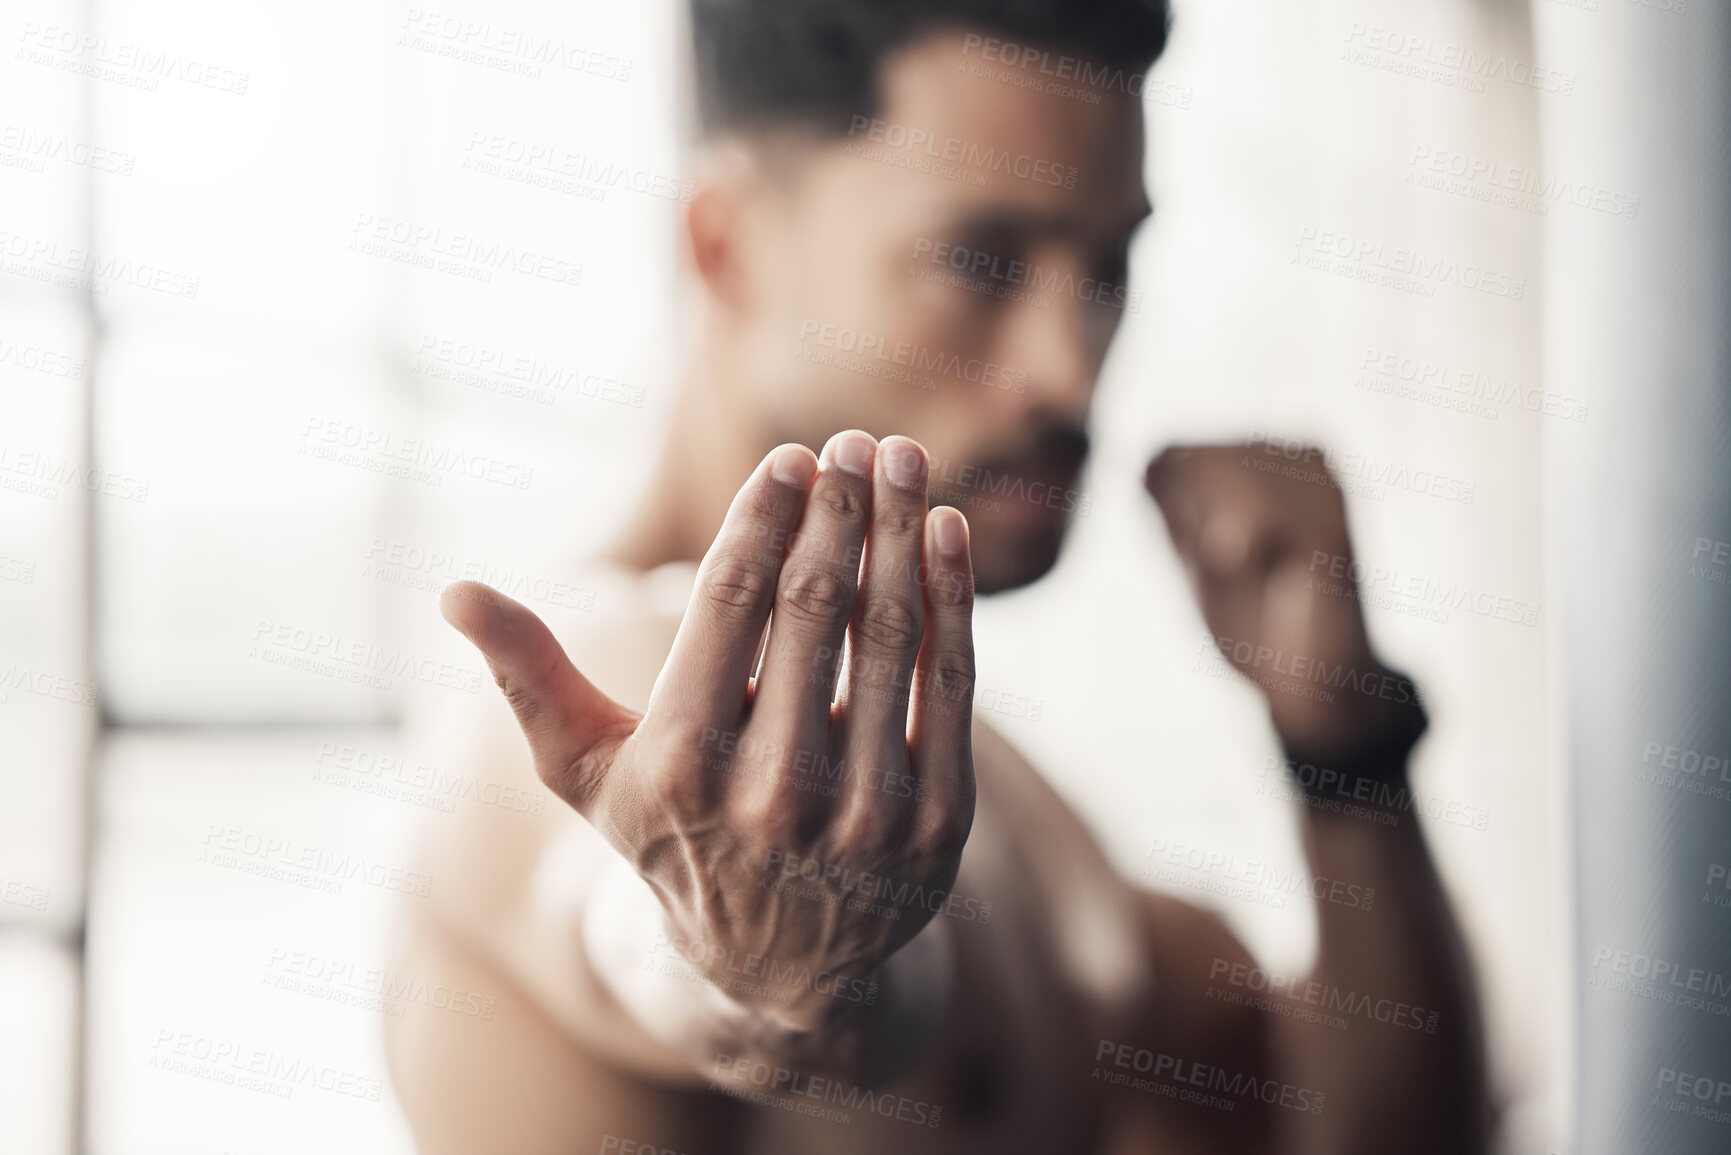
[{"xmin": 884, "ymin": 292, "xmax": 1009, "ymax": 384}]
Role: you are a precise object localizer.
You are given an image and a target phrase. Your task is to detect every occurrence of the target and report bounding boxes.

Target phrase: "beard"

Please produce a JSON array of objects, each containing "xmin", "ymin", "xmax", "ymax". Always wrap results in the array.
[{"xmin": 931, "ymin": 420, "xmax": 1091, "ymax": 594}]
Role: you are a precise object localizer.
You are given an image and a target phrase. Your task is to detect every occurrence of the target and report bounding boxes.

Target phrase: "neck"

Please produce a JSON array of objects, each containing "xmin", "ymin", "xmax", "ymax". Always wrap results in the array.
[{"xmin": 606, "ymin": 353, "xmax": 766, "ymax": 574}]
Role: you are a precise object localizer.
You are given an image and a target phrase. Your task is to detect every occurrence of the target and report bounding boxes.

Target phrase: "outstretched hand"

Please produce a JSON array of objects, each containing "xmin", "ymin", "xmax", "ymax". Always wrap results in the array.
[{"xmin": 441, "ymin": 431, "xmax": 977, "ymax": 1031}]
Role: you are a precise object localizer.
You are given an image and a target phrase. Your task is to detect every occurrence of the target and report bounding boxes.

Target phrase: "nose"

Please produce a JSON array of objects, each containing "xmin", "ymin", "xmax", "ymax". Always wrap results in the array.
[{"xmin": 991, "ymin": 265, "xmax": 1114, "ymax": 416}]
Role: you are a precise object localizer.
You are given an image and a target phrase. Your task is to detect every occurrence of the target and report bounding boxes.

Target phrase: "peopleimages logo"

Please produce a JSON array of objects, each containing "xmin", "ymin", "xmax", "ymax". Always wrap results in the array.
[
  {"xmin": 347, "ymin": 212, "xmax": 583, "ymax": 289},
  {"xmin": 0, "ymin": 334, "xmax": 85, "ymax": 379},
  {"xmin": 645, "ymin": 931, "xmax": 880, "ymax": 1007},
  {"xmin": 249, "ymin": 617, "xmax": 485, "ymax": 694},
  {"xmin": 1341, "ymin": 22, "xmax": 1577, "ymax": 95},
  {"xmin": 1263, "ymin": 756, "xmax": 1491, "ymax": 832},
  {"xmin": 796, "ymin": 319, "xmax": 1027, "ymax": 394},
  {"xmin": 1406, "ymin": 146, "xmax": 1639, "ymax": 220},
  {"xmin": 0, "ymin": 444, "xmax": 151, "ymax": 503},
  {"xmin": 710, "ymin": 1053, "xmax": 943, "ymax": 1128},
  {"xmin": 1590, "ymin": 946, "xmax": 1731, "ymax": 1003},
  {"xmin": 1206, "ymin": 958, "xmax": 1441, "ymax": 1033},
  {"xmin": 1654, "ymin": 1066, "xmax": 1731, "ymax": 1127},
  {"xmin": 0, "ymin": 124, "xmax": 136, "ymax": 176},
  {"xmin": 264, "ymin": 945, "xmax": 497, "ymax": 1019},
  {"xmin": 0, "ymin": 665, "xmax": 98, "ymax": 707},
  {"xmin": 911, "ymin": 237, "xmax": 1141, "ymax": 313},
  {"xmin": 958, "ymin": 34, "xmax": 1194, "ymax": 108},
  {"xmin": 1293, "ymin": 227, "xmax": 1526, "ymax": 301},
  {"xmin": 148, "ymin": 1028, "xmax": 383, "ymax": 1101},
  {"xmin": 1143, "ymin": 838, "xmax": 1377, "ymax": 911},
  {"xmin": 1354, "ymin": 345, "xmax": 1589, "ymax": 424},
  {"xmin": 415, "ymin": 334, "xmax": 645, "ymax": 409},
  {"xmin": 14, "ymin": 22, "xmax": 252, "ymax": 95},
  {"xmin": 462, "ymin": 131, "xmax": 693, "ymax": 204},
  {"xmin": 201, "ymin": 824, "xmax": 435, "ymax": 898},
  {"xmin": 1093, "ymin": 1039, "xmax": 1327, "ymax": 1115},
  {"xmin": 300, "ymin": 417, "xmax": 534, "ymax": 490},
  {"xmin": 397, "ymin": 8, "xmax": 632, "ymax": 82},
  {"xmin": 0, "ymin": 228, "xmax": 200, "ymax": 299},
  {"xmin": 1307, "ymin": 549, "xmax": 1540, "ymax": 628},
  {"xmin": 0, "ymin": 876, "xmax": 51, "ymax": 912},
  {"xmin": 846, "ymin": 115, "xmax": 1079, "ymax": 189},
  {"xmin": 1247, "ymin": 432, "xmax": 1477, "ymax": 506},
  {"xmin": 699, "ymin": 726, "xmax": 929, "ymax": 803},
  {"xmin": 762, "ymin": 849, "xmax": 993, "ymax": 924},
  {"xmin": 1199, "ymin": 629, "xmax": 1427, "ymax": 710}
]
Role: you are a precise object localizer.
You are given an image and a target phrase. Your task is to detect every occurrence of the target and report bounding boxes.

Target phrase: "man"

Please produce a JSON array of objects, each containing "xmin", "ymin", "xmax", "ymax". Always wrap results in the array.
[{"xmin": 385, "ymin": 1, "xmax": 1492, "ymax": 1151}]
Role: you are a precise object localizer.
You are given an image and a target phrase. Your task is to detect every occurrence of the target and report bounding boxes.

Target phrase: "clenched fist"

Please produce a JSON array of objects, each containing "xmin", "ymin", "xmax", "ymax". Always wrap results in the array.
[
  {"xmin": 1146, "ymin": 441, "xmax": 1426, "ymax": 777},
  {"xmin": 441, "ymin": 431, "xmax": 976, "ymax": 1033}
]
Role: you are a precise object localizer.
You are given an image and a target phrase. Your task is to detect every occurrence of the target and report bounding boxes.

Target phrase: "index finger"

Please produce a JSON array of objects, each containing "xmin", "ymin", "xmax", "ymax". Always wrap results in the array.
[{"xmin": 645, "ymin": 443, "xmax": 818, "ymax": 740}]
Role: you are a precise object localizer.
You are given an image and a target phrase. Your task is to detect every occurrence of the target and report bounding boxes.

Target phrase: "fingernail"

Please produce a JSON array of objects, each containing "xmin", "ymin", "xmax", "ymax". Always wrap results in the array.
[
  {"xmin": 770, "ymin": 445, "xmax": 817, "ymax": 487},
  {"xmin": 830, "ymin": 430, "xmax": 876, "ymax": 477},
  {"xmin": 933, "ymin": 507, "xmax": 968, "ymax": 559},
  {"xmin": 882, "ymin": 438, "xmax": 927, "ymax": 489}
]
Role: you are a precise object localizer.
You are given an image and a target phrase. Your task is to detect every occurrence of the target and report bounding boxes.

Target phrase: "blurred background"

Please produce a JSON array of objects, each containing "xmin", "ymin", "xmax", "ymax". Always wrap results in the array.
[{"xmin": 1, "ymin": 0, "xmax": 1725, "ymax": 1152}]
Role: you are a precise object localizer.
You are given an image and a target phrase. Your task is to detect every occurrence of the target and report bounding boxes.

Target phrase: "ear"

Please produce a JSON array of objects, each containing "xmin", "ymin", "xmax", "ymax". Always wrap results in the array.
[{"xmin": 685, "ymin": 143, "xmax": 771, "ymax": 314}]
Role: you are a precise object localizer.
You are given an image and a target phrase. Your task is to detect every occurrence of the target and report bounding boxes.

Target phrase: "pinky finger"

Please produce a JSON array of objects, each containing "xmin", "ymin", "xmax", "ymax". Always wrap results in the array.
[{"xmin": 909, "ymin": 507, "xmax": 977, "ymax": 842}]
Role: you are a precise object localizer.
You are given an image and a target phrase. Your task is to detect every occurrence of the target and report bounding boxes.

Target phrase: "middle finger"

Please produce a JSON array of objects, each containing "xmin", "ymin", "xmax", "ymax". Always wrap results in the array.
[{"xmin": 750, "ymin": 429, "xmax": 877, "ymax": 754}]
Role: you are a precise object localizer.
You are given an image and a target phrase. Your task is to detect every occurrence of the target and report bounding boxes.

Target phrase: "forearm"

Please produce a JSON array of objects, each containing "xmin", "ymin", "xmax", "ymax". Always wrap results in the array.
[
  {"xmin": 582, "ymin": 851, "xmax": 955, "ymax": 1090},
  {"xmin": 1270, "ymin": 764, "xmax": 1490, "ymax": 1155},
  {"xmin": 1145, "ymin": 442, "xmax": 1492, "ymax": 1150}
]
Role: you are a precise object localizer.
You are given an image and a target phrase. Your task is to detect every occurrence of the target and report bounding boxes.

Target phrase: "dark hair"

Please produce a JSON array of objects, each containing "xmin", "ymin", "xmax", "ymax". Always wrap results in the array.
[{"xmin": 689, "ymin": 0, "xmax": 1172, "ymax": 138}]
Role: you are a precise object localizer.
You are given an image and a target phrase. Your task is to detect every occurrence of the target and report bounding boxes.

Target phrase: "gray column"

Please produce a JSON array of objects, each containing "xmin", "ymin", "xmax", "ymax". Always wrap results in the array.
[{"xmin": 1535, "ymin": 1, "xmax": 1731, "ymax": 1151}]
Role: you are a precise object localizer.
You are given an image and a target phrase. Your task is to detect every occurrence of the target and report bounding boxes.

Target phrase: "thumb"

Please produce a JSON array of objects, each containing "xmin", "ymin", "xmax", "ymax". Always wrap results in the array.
[{"xmin": 440, "ymin": 580, "xmax": 637, "ymax": 808}]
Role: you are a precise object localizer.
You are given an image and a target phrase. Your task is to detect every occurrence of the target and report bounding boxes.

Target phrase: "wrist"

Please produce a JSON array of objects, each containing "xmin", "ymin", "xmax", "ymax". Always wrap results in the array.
[
  {"xmin": 756, "ymin": 913, "xmax": 956, "ymax": 1082},
  {"xmin": 582, "ymin": 854, "xmax": 953, "ymax": 1081},
  {"xmin": 1277, "ymin": 671, "xmax": 1428, "ymax": 796}
]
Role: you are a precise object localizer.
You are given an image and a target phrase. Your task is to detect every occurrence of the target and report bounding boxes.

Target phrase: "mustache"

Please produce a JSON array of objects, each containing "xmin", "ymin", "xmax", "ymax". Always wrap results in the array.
[{"xmin": 975, "ymin": 424, "xmax": 1091, "ymax": 476}]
